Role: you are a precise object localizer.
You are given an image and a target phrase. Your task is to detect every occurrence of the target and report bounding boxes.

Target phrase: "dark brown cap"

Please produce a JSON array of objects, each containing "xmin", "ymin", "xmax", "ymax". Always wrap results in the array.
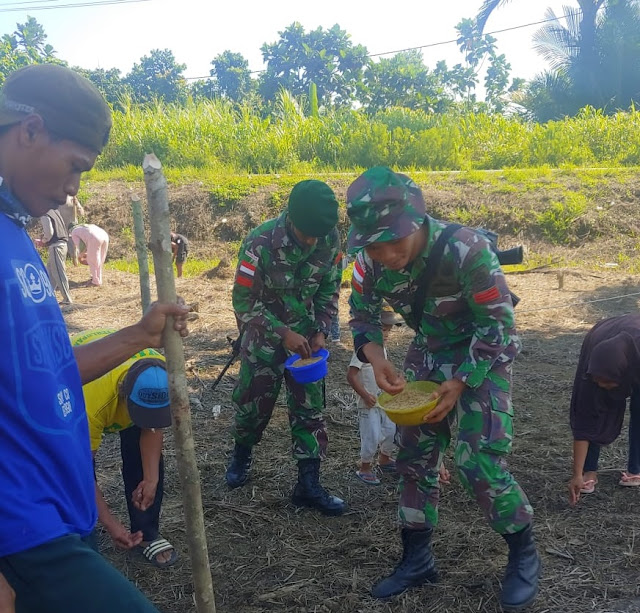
[{"xmin": 0, "ymin": 64, "xmax": 112, "ymax": 153}]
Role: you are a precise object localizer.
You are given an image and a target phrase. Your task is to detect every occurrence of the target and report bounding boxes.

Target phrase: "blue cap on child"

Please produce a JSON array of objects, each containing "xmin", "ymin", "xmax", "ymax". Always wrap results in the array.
[{"xmin": 122, "ymin": 358, "xmax": 171, "ymax": 429}]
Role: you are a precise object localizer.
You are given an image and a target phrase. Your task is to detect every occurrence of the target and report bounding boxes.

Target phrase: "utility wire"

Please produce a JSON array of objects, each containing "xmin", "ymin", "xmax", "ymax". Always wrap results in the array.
[
  {"xmin": 517, "ymin": 291, "xmax": 640, "ymax": 314},
  {"xmin": 0, "ymin": 0, "xmax": 62, "ymax": 7},
  {"xmin": 184, "ymin": 9, "xmax": 582, "ymax": 82},
  {"xmin": 0, "ymin": 0, "xmax": 151, "ymax": 12},
  {"xmin": 369, "ymin": 12, "xmax": 580, "ymax": 58},
  {"xmin": 70, "ymin": 289, "xmax": 640, "ymax": 317}
]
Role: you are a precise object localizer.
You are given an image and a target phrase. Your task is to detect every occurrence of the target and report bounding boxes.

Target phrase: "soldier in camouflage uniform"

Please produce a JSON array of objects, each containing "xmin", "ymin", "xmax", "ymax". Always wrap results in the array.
[
  {"xmin": 225, "ymin": 179, "xmax": 347, "ymax": 516},
  {"xmin": 346, "ymin": 167, "xmax": 540, "ymax": 610}
]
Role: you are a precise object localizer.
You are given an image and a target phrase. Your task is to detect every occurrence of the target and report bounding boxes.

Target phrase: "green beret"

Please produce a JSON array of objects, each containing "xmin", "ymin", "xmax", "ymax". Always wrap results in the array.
[
  {"xmin": 0, "ymin": 64, "xmax": 112, "ymax": 153},
  {"xmin": 288, "ymin": 180, "xmax": 339, "ymax": 238}
]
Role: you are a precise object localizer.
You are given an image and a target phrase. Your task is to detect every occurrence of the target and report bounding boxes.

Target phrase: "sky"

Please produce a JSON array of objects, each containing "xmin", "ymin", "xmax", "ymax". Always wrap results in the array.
[{"xmin": 1, "ymin": 0, "xmax": 580, "ymax": 87}]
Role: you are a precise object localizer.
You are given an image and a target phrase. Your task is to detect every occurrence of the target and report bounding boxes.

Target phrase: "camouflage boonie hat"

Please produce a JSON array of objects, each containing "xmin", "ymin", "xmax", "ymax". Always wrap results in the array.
[{"xmin": 346, "ymin": 166, "xmax": 426, "ymax": 254}]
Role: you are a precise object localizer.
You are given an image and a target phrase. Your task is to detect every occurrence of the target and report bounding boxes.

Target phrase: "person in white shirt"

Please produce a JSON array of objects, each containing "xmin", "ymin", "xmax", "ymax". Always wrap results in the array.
[
  {"xmin": 347, "ymin": 303, "xmax": 451, "ymax": 486},
  {"xmin": 347, "ymin": 303, "xmax": 403, "ymax": 484}
]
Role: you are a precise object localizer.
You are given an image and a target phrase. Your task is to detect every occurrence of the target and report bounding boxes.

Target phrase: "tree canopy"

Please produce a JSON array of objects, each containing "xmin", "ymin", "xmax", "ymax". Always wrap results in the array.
[
  {"xmin": 125, "ymin": 48, "xmax": 187, "ymax": 104},
  {"xmin": 259, "ymin": 22, "xmax": 368, "ymax": 107},
  {"xmin": 0, "ymin": 17, "xmax": 61, "ymax": 84},
  {"xmin": 1, "ymin": 8, "xmax": 639, "ymax": 121}
]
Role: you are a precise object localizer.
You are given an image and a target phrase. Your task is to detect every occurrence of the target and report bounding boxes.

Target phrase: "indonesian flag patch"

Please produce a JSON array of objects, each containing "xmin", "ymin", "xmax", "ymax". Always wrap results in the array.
[
  {"xmin": 473, "ymin": 285, "xmax": 500, "ymax": 304},
  {"xmin": 236, "ymin": 260, "xmax": 256, "ymax": 288},
  {"xmin": 352, "ymin": 258, "xmax": 365, "ymax": 294}
]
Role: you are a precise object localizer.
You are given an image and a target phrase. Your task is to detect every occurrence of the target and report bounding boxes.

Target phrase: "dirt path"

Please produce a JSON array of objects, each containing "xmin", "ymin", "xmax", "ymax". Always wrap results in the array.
[{"xmin": 62, "ymin": 264, "xmax": 640, "ymax": 613}]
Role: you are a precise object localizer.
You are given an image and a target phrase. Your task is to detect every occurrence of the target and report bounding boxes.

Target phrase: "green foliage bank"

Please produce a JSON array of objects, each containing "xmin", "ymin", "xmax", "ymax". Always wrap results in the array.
[{"xmin": 102, "ymin": 101, "xmax": 640, "ymax": 172}]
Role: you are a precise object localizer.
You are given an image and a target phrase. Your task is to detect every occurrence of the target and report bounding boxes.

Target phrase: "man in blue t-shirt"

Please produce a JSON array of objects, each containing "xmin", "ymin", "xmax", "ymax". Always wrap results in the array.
[{"xmin": 0, "ymin": 65, "xmax": 190, "ymax": 613}]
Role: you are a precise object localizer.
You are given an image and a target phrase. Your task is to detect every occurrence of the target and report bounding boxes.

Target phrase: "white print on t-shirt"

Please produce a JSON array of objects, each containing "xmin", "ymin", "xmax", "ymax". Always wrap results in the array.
[
  {"xmin": 56, "ymin": 386, "xmax": 73, "ymax": 419},
  {"xmin": 14, "ymin": 262, "xmax": 54, "ymax": 303}
]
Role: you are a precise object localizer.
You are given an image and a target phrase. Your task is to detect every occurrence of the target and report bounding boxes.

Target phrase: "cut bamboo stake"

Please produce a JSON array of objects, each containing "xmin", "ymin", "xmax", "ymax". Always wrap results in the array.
[
  {"xmin": 143, "ymin": 153, "xmax": 216, "ymax": 613},
  {"xmin": 71, "ymin": 196, "xmax": 79, "ymax": 265},
  {"xmin": 130, "ymin": 194, "xmax": 151, "ymax": 313}
]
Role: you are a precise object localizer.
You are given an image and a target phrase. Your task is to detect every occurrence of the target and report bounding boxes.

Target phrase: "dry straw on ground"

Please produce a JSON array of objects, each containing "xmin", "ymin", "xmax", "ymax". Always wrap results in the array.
[{"xmin": 62, "ymin": 265, "xmax": 640, "ymax": 613}]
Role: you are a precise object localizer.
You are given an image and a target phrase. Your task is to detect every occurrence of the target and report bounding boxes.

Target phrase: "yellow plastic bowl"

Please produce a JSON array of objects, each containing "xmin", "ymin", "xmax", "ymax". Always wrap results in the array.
[{"xmin": 379, "ymin": 381, "xmax": 440, "ymax": 426}]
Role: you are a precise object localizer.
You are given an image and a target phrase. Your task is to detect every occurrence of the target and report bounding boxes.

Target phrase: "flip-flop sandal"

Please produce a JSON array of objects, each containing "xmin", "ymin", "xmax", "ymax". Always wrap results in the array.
[
  {"xmin": 580, "ymin": 481, "xmax": 596, "ymax": 494},
  {"xmin": 619, "ymin": 472, "xmax": 640, "ymax": 487},
  {"xmin": 355, "ymin": 470, "xmax": 381, "ymax": 485},
  {"xmin": 139, "ymin": 538, "xmax": 178, "ymax": 569},
  {"xmin": 378, "ymin": 461, "xmax": 396, "ymax": 472}
]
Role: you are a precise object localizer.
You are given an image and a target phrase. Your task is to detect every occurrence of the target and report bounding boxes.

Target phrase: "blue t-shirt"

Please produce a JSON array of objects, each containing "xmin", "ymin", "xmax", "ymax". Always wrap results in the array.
[{"xmin": 0, "ymin": 213, "xmax": 96, "ymax": 557}]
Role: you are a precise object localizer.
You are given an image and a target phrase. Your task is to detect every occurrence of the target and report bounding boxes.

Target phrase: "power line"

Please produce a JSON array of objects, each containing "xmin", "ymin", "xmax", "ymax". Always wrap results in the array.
[
  {"xmin": 517, "ymin": 291, "xmax": 640, "ymax": 314},
  {"xmin": 369, "ymin": 12, "xmax": 580, "ymax": 58},
  {"xmin": 0, "ymin": 0, "xmax": 151, "ymax": 12},
  {"xmin": 184, "ymin": 9, "xmax": 581, "ymax": 82},
  {"xmin": 0, "ymin": 0, "xmax": 62, "ymax": 7}
]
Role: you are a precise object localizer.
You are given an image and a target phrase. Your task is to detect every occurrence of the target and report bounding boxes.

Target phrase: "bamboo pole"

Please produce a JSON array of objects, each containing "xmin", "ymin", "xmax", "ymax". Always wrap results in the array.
[
  {"xmin": 130, "ymin": 194, "xmax": 152, "ymax": 313},
  {"xmin": 142, "ymin": 154, "xmax": 216, "ymax": 613},
  {"xmin": 71, "ymin": 196, "xmax": 79, "ymax": 265}
]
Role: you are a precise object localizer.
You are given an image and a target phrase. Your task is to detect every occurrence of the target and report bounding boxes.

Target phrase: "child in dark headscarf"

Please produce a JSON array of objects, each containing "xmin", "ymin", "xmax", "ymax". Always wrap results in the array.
[{"xmin": 568, "ymin": 314, "xmax": 640, "ymax": 505}]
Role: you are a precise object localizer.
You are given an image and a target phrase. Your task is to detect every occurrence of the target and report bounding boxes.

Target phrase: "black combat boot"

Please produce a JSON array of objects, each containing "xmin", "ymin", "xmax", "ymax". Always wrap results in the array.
[
  {"xmin": 500, "ymin": 524, "xmax": 541, "ymax": 611},
  {"xmin": 291, "ymin": 458, "xmax": 347, "ymax": 516},
  {"xmin": 225, "ymin": 443, "xmax": 252, "ymax": 489},
  {"xmin": 371, "ymin": 528, "xmax": 438, "ymax": 599}
]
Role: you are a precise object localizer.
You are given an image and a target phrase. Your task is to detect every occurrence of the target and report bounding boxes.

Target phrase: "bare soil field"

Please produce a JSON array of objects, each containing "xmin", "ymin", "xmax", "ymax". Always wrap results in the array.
[{"xmin": 61, "ymin": 262, "xmax": 640, "ymax": 613}]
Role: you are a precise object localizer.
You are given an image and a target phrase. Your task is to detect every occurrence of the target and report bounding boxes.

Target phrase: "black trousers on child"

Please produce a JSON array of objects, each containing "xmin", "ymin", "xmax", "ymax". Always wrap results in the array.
[
  {"xmin": 119, "ymin": 425, "xmax": 164, "ymax": 542},
  {"xmin": 584, "ymin": 385, "xmax": 640, "ymax": 475}
]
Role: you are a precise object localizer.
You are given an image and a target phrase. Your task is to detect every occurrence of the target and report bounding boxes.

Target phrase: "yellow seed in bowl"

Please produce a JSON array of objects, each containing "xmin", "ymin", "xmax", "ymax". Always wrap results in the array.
[
  {"xmin": 379, "ymin": 381, "xmax": 441, "ymax": 426},
  {"xmin": 383, "ymin": 388, "xmax": 438, "ymax": 411},
  {"xmin": 292, "ymin": 356, "xmax": 322, "ymax": 368}
]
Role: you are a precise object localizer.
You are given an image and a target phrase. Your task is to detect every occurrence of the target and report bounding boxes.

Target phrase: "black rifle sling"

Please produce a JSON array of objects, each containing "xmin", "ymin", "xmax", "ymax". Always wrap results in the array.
[{"xmin": 410, "ymin": 223, "xmax": 462, "ymax": 332}]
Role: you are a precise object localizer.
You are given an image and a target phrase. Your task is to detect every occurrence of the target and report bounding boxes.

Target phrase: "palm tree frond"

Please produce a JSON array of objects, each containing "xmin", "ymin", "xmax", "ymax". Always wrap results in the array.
[
  {"xmin": 475, "ymin": 0, "xmax": 513, "ymax": 34},
  {"xmin": 533, "ymin": 8, "xmax": 580, "ymax": 70}
]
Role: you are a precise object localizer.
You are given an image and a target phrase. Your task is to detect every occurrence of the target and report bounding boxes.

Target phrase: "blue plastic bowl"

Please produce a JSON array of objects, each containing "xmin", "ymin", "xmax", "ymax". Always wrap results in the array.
[{"xmin": 284, "ymin": 348, "xmax": 329, "ymax": 384}]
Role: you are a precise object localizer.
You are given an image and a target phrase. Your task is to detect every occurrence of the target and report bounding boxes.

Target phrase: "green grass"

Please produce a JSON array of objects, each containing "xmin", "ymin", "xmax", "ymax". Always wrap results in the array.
[
  {"xmin": 105, "ymin": 257, "xmax": 221, "ymax": 278},
  {"xmin": 105, "ymin": 256, "xmax": 357, "ymax": 281},
  {"xmin": 535, "ymin": 193, "xmax": 589, "ymax": 244},
  {"xmin": 92, "ymin": 98, "xmax": 640, "ymax": 172}
]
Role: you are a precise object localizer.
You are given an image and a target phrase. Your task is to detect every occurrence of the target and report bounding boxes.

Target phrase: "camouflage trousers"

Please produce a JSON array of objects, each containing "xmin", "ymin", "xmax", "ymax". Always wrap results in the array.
[
  {"xmin": 398, "ymin": 347, "xmax": 534, "ymax": 535},
  {"xmin": 231, "ymin": 351, "xmax": 327, "ymax": 460}
]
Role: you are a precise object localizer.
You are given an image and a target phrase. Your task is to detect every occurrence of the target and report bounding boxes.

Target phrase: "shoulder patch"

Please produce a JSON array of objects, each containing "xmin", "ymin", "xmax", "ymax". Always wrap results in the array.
[
  {"xmin": 352, "ymin": 254, "xmax": 366, "ymax": 294},
  {"xmin": 236, "ymin": 260, "xmax": 256, "ymax": 288},
  {"xmin": 352, "ymin": 260, "xmax": 364, "ymax": 294},
  {"xmin": 473, "ymin": 285, "xmax": 500, "ymax": 304}
]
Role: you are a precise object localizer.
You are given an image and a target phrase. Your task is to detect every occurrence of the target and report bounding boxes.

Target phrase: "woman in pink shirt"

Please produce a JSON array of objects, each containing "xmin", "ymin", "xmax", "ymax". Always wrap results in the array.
[{"xmin": 71, "ymin": 223, "xmax": 110, "ymax": 286}]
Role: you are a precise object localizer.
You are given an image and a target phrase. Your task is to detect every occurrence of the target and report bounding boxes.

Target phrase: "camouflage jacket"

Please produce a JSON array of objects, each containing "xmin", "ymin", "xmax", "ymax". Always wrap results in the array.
[
  {"xmin": 233, "ymin": 211, "xmax": 341, "ymax": 353},
  {"xmin": 349, "ymin": 217, "xmax": 521, "ymax": 388}
]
